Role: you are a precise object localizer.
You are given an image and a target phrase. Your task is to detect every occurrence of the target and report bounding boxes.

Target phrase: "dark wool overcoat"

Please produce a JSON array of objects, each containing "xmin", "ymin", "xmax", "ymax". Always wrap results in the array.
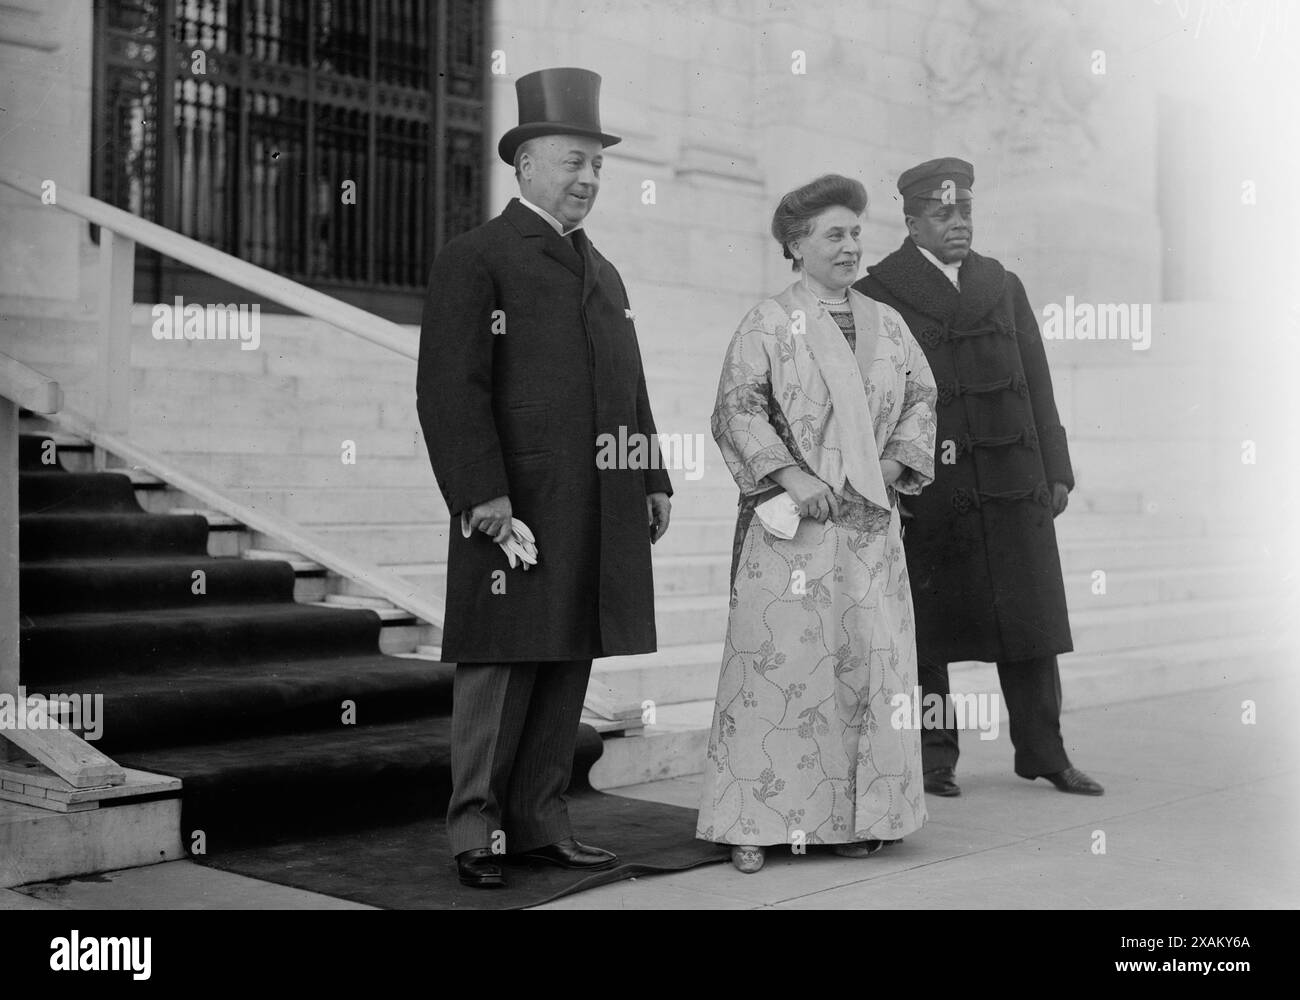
[
  {"xmin": 416, "ymin": 198, "xmax": 671, "ymax": 663},
  {"xmin": 855, "ymin": 239, "xmax": 1074, "ymax": 665}
]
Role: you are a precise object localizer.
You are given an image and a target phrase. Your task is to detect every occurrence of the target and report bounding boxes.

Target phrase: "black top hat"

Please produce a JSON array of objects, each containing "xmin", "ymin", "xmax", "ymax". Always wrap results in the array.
[{"xmin": 497, "ymin": 67, "xmax": 622, "ymax": 165}]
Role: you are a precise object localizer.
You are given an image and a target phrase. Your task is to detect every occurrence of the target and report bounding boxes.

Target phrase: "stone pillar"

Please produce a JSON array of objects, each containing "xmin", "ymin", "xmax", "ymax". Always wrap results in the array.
[{"xmin": 0, "ymin": 0, "xmax": 94, "ymax": 306}]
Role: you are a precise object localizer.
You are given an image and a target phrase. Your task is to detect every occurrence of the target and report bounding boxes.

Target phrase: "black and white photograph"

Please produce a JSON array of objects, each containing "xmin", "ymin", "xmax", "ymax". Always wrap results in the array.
[{"xmin": 0, "ymin": 0, "xmax": 1296, "ymax": 953}]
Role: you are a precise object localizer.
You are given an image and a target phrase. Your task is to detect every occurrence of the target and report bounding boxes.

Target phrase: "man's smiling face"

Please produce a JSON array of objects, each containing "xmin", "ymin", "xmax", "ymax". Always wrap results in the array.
[
  {"xmin": 907, "ymin": 197, "xmax": 974, "ymax": 264},
  {"xmin": 517, "ymin": 134, "xmax": 603, "ymax": 228}
]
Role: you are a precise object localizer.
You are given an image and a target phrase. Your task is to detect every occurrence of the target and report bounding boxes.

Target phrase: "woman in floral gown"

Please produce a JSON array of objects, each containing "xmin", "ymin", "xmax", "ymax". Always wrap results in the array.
[{"xmin": 696, "ymin": 175, "xmax": 938, "ymax": 873}]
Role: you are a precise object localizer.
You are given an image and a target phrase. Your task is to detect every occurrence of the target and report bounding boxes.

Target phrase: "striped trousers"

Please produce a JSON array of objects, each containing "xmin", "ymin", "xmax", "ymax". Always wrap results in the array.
[{"xmin": 445, "ymin": 658, "xmax": 592, "ymax": 857}]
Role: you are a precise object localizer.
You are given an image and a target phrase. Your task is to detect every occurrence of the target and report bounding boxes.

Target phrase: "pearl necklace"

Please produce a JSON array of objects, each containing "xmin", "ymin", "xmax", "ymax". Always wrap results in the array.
[{"xmin": 801, "ymin": 275, "xmax": 849, "ymax": 306}]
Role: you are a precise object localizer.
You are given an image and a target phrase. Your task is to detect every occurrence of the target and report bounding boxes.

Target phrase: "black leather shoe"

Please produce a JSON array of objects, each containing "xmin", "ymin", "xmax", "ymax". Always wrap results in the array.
[
  {"xmin": 924, "ymin": 767, "xmax": 962, "ymax": 797},
  {"xmin": 520, "ymin": 838, "xmax": 618, "ymax": 870},
  {"xmin": 1042, "ymin": 766, "xmax": 1105, "ymax": 795},
  {"xmin": 456, "ymin": 848, "xmax": 505, "ymax": 888}
]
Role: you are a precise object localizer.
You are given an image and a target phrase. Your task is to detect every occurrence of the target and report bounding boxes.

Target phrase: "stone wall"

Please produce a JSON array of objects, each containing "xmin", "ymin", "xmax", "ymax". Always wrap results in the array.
[
  {"xmin": 2, "ymin": 1, "xmax": 1294, "ymax": 532},
  {"xmin": 486, "ymin": 1, "xmax": 1166, "ymax": 371},
  {"xmin": 482, "ymin": 0, "xmax": 1296, "ymax": 530}
]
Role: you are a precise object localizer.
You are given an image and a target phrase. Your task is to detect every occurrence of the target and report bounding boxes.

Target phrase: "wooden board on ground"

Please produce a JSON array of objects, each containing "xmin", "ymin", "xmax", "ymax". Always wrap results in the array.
[
  {"xmin": 579, "ymin": 713, "xmax": 646, "ymax": 736},
  {"xmin": 583, "ymin": 680, "xmax": 644, "ymax": 724},
  {"xmin": 0, "ymin": 723, "xmax": 125, "ymax": 789},
  {"xmin": 0, "ymin": 785, "xmax": 99, "ymax": 813},
  {"xmin": 0, "ymin": 760, "xmax": 180, "ymax": 808}
]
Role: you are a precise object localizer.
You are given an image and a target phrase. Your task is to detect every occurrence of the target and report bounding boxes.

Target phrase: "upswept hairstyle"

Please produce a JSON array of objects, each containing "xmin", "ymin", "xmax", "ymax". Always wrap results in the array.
[{"xmin": 770, "ymin": 174, "xmax": 868, "ymax": 271}]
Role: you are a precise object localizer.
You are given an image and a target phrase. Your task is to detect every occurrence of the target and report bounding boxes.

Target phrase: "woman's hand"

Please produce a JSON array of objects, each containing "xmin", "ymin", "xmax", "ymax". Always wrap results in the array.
[
  {"xmin": 771, "ymin": 466, "xmax": 840, "ymax": 522},
  {"xmin": 880, "ymin": 459, "xmax": 904, "ymax": 485}
]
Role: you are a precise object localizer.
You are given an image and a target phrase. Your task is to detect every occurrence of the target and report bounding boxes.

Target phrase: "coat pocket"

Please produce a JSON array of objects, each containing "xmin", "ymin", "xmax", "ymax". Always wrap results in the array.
[{"xmin": 501, "ymin": 400, "xmax": 551, "ymax": 458}]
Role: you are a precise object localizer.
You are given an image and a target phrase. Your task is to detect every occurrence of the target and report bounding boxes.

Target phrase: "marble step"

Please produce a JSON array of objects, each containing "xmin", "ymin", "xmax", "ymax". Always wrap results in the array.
[
  {"xmin": 119, "ymin": 363, "xmax": 1187, "ymax": 499},
  {"xmin": 136, "ymin": 426, "xmax": 426, "ymax": 459},
  {"xmin": 131, "ymin": 387, "xmax": 386, "ymax": 433},
  {"xmin": 586, "ymin": 632, "xmax": 1288, "ymax": 790},
  {"xmin": 131, "ymin": 365, "xmax": 414, "ymax": 402},
  {"xmin": 129, "ymin": 343, "xmax": 414, "ymax": 400},
  {"xmin": 592, "ymin": 595, "xmax": 1277, "ymax": 704},
  {"xmin": 130, "ymin": 375, "xmax": 424, "ymax": 434},
  {"xmin": 588, "ymin": 700, "xmax": 715, "ymax": 790},
  {"xmin": 255, "ymin": 350, "xmax": 415, "ymax": 382},
  {"xmin": 129, "ymin": 308, "xmax": 417, "ymax": 364},
  {"xmin": 228, "ymin": 486, "xmax": 448, "ymax": 524},
  {"xmin": 389, "ymin": 557, "xmax": 1264, "ymax": 606},
  {"xmin": 664, "ymin": 592, "xmax": 1269, "ymax": 651},
  {"xmin": 167, "ymin": 451, "xmax": 430, "ymax": 488}
]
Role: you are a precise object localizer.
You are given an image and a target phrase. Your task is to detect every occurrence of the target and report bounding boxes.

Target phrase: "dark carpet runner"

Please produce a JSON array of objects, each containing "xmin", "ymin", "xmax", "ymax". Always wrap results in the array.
[{"xmin": 17, "ymin": 433, "xmax": 725, "ymax": 908}]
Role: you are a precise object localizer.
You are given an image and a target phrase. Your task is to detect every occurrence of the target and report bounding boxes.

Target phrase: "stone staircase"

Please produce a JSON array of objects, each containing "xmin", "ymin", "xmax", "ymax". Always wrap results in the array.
[{"xmin": 5, "ymin": 303, "xmax": 1291, "ymax": 790}]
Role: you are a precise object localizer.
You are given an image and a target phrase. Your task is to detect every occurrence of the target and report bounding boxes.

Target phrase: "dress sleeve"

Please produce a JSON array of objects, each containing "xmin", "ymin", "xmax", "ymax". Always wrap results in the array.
[
  {"xmin": 880, "ymin": 310, "xmax": 938, "ymax": 496},
  {"xmin": 710, "ymin": 308, "xmax": 800, "ymax": 496}
]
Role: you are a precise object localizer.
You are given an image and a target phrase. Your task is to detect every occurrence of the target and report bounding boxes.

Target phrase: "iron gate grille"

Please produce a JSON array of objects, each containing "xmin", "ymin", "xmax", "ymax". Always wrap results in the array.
[{"xmin": 92, "ymin": 0, "xmax": 488, "ymax": 322}]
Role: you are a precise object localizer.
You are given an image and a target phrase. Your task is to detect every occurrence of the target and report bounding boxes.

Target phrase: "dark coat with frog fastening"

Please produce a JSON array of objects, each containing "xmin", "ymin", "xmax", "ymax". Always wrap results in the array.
[{"xmin": 856, "ymin": 239, "xmax": 1074, "ymax": 665}]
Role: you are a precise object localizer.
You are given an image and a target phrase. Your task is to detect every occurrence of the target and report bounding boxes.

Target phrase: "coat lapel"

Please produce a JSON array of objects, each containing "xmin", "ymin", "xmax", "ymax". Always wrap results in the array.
[
  {"xmin": 503, "ymin": 198, "xmax": 584, "ymax": 280},
  {"xmin": 571, "ymin": 227, "xmax": 603, "ymax": 302}
]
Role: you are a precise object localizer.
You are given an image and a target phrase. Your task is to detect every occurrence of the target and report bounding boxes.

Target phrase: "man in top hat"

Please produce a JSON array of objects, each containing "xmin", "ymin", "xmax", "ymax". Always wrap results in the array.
[
  {"xmin": 416, "ymin": 67, "xmax": 673, "ymax": 887},
  {"xmin": 855, "ymin": 157, "xmax": 1103, "ymax": 799}
]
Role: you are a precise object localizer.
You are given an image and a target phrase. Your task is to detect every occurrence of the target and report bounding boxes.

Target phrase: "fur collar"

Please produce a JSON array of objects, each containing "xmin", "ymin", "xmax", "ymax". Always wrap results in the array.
[{"xmin": 865, "ymin": 238, "xmax": 1007, "ymax": 327}]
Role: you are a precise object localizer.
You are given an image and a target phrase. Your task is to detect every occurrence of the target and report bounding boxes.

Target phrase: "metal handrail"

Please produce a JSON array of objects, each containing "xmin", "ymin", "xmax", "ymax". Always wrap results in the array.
[{"xmin": 0, "ymin": 167, "xmax": 418, "ymax": 359}]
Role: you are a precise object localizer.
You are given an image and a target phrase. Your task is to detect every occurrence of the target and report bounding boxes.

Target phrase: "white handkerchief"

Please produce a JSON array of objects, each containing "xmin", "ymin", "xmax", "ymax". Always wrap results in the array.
[{"xmin": 755, "ymin": 493, "xmax": 802, "ymax": 540}]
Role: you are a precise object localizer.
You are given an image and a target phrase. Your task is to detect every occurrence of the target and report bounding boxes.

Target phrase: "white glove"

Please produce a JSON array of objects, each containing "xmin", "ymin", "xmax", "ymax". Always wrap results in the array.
[
  {"xmin": 506, "ymin": 519, "xmax": 537, "ymax": 569},
  {"xmin": 461, "ymin": 514, "xmax": 539, "ymax": 570}
]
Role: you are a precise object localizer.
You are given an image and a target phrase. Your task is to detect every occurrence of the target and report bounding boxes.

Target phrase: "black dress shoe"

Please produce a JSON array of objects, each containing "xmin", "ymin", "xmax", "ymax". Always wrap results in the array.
[
  {"xmin": 924, "ymin": 767, "xmax": 961, "ymax": 797},
  {"xmin": 1042, "ymin": 766, "xmax": 1105, "ymax": 795},
  {"xmin": 456, "ymin": 848, "xmax": 505, "ymax": 888},
  {"xmin": 520, "ymin": 838, "xmax": 618, "ymax": 870}
]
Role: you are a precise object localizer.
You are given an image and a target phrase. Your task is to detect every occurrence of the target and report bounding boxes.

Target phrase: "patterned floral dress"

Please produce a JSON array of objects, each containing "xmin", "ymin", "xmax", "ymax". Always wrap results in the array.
[{"xmin": 696, "ymin": 290, "xmax": 937, "ymax": 847}]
